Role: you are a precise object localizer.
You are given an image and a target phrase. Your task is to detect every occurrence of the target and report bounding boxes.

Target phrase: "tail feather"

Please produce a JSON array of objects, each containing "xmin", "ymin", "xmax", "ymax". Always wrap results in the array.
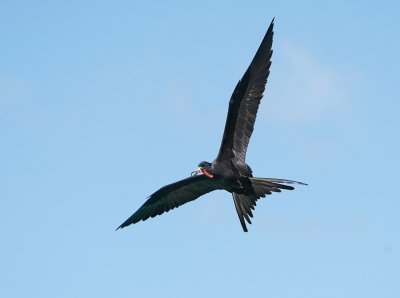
[
  {"xmin": 232, "ymin": 177, "xmax": 306, "ymax": 232},
  {"xmin": 233, "ymin": 193, "xmax": 254, "ymax": 232},
  {"xmin": 232, "ymin": 195, "xmax": 247, "ymax": 232}
]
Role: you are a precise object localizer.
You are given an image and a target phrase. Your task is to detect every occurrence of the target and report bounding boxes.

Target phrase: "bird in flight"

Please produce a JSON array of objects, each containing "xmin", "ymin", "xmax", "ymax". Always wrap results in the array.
[{"xmin": 117, "ymin": 19, "xmax": 306, "ymax": 232}]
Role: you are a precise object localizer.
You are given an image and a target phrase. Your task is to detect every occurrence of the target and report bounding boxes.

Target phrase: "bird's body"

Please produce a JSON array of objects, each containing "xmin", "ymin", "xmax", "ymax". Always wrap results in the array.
[{"xmin": 117, "ymin": 19, "xmax": 306, "ymax": 232}]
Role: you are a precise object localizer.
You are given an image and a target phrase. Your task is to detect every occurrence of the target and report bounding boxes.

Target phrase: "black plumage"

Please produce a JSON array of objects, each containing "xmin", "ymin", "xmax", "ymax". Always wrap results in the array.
[{"xmin": 117, "ymin": 19, "xmax": 306, "ymax": 232}]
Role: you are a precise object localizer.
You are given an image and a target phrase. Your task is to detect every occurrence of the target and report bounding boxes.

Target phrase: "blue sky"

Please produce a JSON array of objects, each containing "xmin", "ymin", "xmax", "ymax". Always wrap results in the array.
[{"xmin": 1, "ymin": 1, "xmax": 399, "ymax": 297}]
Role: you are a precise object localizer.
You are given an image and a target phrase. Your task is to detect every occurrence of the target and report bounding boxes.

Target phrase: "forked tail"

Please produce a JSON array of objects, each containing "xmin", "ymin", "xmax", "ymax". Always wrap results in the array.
[{"xmin": 232, "ymin": 177, "xmax": 307, "ymax": 232}]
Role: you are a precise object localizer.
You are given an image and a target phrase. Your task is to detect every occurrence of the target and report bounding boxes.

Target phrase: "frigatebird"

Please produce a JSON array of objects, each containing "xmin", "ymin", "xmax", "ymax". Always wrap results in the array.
[{"xmin": 117, "ymin": 19, "xmax": 306, "ymax": 232}]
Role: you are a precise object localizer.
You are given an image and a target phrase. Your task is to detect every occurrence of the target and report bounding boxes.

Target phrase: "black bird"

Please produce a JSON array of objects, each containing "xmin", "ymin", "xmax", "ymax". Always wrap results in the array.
[{"xmin": 117, "ymin": 19, "xmax": 306, "ymax": 232}]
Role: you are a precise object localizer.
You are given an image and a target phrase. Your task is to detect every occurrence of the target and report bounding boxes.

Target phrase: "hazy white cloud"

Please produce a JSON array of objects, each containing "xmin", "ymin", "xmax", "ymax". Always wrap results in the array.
[
  {"xmin": 256, "ymin": 41, "xmax": 366, "ymax": 164},
  {"xmin": 0, "ymin": 76, "xmax": 31, "ymax": 107},
  {"xmin": 267, "ymin": 41, "xmax": 361, "ymax": 127}
]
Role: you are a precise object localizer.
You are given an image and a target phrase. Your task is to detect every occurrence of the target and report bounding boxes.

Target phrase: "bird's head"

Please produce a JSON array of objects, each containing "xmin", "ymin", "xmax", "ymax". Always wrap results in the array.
[{"xmin": 191, "ymin": 161, "xmax": 214, "ymax": 178}]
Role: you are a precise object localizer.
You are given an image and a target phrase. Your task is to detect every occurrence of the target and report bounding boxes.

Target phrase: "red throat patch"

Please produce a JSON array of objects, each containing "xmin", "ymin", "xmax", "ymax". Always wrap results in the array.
[{"xmin": 201, "ymin": 168, "xmax": 214, "ymax": 178}]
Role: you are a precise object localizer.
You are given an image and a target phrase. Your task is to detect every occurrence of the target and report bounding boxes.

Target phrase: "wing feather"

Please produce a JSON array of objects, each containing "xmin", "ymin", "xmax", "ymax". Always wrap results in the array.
[
  {"xmin": 117, "ymin": 175, "xmax": 222, "ymax": 229},
  {"xmin": 217, "ymin": 19, "xmax": 274, "ymax": 163}
]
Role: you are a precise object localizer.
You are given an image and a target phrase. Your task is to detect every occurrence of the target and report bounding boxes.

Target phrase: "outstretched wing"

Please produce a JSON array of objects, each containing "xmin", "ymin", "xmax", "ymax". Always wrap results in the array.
[
  {"xmin": 117, "ymin": 175, "xmax": 222, "ymax": 229},
  {"xmin": 217, "ymin": 19, "xmax": 274, "ymax": 163}
]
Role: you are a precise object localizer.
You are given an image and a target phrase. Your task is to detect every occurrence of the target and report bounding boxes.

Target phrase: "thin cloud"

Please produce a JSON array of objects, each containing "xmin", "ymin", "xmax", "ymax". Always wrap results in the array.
[
  {"xmin": 266, "ymin": 41, "xmax": 361, "ymax": 127},
  {"xmin": 0, "ymin": 76, "xmax": 31, "ymax": 106},
  {"xmin": 255, "ymin": 41, "xmax": 365, "ymax": 164}
]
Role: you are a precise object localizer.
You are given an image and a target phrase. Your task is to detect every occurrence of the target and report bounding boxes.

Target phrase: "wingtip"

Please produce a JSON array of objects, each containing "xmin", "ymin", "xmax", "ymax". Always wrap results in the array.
[
  {"xmin": 115, "ymin": 222, "xmax": 127, "ymax": 231},
  {"xmin": 267, "ymin": 17, "xmax": 275, "ymax": 35},
  {"xmin": 270, "ymin": 17, "xmax": 275, "ymax": 28}
]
